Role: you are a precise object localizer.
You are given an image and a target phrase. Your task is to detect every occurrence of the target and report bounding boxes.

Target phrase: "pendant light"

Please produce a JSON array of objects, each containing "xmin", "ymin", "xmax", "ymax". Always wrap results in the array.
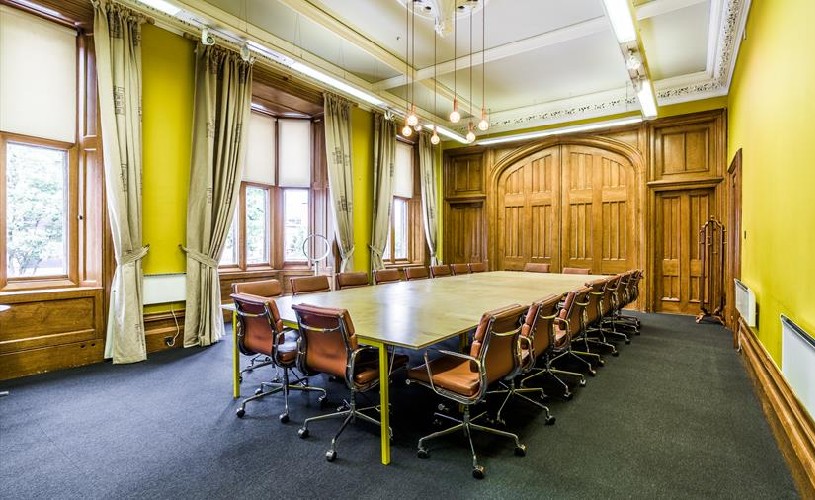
[
  {"xmin": 449, "ymin": 9, "xmax": 460, "ymax": 123},
  {"xmin": 477, "ymin": 3, "xmax": 489, "ymax": 131},
  {"xmin": 465, "ymin": 10, "xmax": 475, "ymax": 143},
  {"xmin": 431, "ymin": 18, "xmax": 440, "ymax": 145},
  {"xmin": 406, "ymin": 2, "xmax": 419, "ymax": 128}
]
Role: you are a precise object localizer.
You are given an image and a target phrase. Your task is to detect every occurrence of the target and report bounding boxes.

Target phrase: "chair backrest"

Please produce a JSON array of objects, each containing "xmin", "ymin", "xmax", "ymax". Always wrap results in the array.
[
  {"xmin": 616, "ymin": 271, "xmax": 632, "ymax": 307},
  {"xmin": 523, "ymin": 262, "xmax": 550, "ymax": 273},
  {"xmin": 522, "ymin": 294, "xmax": 562, "ymax": 363},
  {"xmin": 404, "ymin": 267, "xmax": 430, "ymax": 281},
  {"xmin": 584, "ymin": 278, "xmax": 606, "ymax": 326},
  {"xmin": 562, "ymin": 266, "xmax": 591, "ymax": 275},
  {"xmin": 429, "ymin": 264, "xmax": 452, "ymax": 278},
  {"xmin": 336, "ymin": 271, "xmax": 369, "ymax": 290},
  {"xmin": 232, "ymin": 279, "xmax": 282, "ymax": 298},
  {"xmin": 468, "ymin": 262, "xmax": 487, "ymax": 273},
  {"xmin": 230, "ymin": 293, "xmax": 284, "ymax": 358},
  {"xmin": 450, "ymin": 263, "xmax": 470, "ymax": 275},
  {"xmin": 469, "ymin": 304, "xmax": 527, "ymax": 385},
  {"xmin": 374, "ymin": 268, "xmax": 401, "ymax": 284},
  {"xmin": 629, "ymin": 270, "xmax": 643, "ymax": 302},
  {"xmin": 292, "ymin": 303, "xmax": 357, "ymax": 379},
  {"xmin": 290, "ymin": 275, "xmax": 331, "ymax": 295},
  {"xmin": 558, "ymin": 287, "xmax": 591, "ymax": 339},
  {"xmin": 602, "ymin": 274, "xmax": 621, "ymax": 315}
]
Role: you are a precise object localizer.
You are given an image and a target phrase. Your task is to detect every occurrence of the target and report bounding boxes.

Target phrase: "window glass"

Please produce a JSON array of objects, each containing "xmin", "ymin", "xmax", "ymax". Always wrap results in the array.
[
  {"xmin": 245, "ymin": 186, "xmax": 269, "ymax": 264},
  {"xmin": 392, "ymin": 197, "xmax": 408, "ymax": 260},
  {"xmin": 283, "ymin": 188, "xmax": 309, "ymax": 261},
  {"xmin": 6, "ymin": 142, "xmax": 67, "ymax": 277}
]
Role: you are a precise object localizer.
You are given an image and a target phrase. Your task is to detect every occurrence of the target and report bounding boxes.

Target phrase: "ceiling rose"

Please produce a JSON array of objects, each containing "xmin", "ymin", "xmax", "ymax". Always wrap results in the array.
[{"xmin": 397, "ymin": 0, "xmax": 488, "ymax": 37}]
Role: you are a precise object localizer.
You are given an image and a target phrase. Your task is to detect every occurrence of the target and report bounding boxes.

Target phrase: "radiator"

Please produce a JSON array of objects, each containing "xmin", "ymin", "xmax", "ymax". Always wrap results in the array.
[
  {"xmin": 781, "ymin": 315, "xmax": 815, "ymax": 420},
  {"xmin": 143, "ymin": 273, "xmax": 186, "ymax": 305},
  {"xmin": 734, "ymin": 279, "xmax": 757, "ymax": 327}
]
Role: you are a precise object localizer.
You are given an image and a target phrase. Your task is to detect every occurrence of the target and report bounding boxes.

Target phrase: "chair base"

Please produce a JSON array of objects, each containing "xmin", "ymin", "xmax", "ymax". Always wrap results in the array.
[
  {"xmin": 521, "ymin": 362, "xmax": 586, "ymax": 400},
  {"xmin": 487, "ymin": 379, "xmax": 555, "ymax": 424},
  {"xmin": 417, "ymin": 406, "xmax": 526, "ymax": 479},
  {"xmin": 236, "ymin": 369, "xmax": 326, "ymax": 422}
]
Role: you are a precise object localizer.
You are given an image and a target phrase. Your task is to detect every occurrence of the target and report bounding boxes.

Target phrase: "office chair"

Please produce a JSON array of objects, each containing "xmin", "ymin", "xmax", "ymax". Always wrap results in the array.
[
  {"xmin": 487, "ymin": 298, "xmax": 557, "ymax": 423},
  {"xmin": 408, "ymin": 303, "xmax": 529, "ymax": 479},
  {"xmin": 519, "ymin": 294, "xmax": 586, "ymax": 400},
  {"xmin": 230, "ymin": 293, "xmax": 327, "ymax": 422},
  {"xmin": 550, "ymin": 287, "xmax": 604, "ymax": 376},
  {"xmin": 336, "ymin": 271, "xmax": 369, "ymax": 290},
  {"xmin": 292, "ymin": 303, "xmax": 408, "ymax": 462},
  {"xmin": 373, "ymin": 268, "xmax": 401, "ymax": 284},
  {"xmin": 562, "ymin": 266, "xmax": 591, "ymax": 274},
  {"xmin": 596, "ymin": 274, "xmax": 631, "ymax": 344},
  {"xmin": 404, "ymin": 266, "xmax": 430, "ymax": 281},
  {"xmin": 615, "ymin": 269, "xmax": 643, "ymax": 333},
  {"xmin": 290, "ymin": 275, "xmax": 331, "ymax": 295},
  {"xmin": 450, "ymin": 263, "xmax": 470, "ymax": 275},
  {"xmin": 523, "ymin": 262, "xmax": 550, "ymax": 273},
  {"xmin": 468, "ymin": 262, "xmax": 487, "ymax": 273},
  {"xmin": 232, "ymin": 279, "xmax": 284, "ymax": 378},
  {"xmin": 429, "ymin": 264, "xmax": 452, "ymax": 278},
  {"xmin": 581, "ymin": 278, "xmax": 620, "ymax": 356}
]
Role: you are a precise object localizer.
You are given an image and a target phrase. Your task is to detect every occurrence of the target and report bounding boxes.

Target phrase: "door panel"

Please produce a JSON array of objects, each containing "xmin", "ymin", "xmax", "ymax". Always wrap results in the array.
[{"xmin": 446, "ymin": 202, "xmax": 486, "ymax": 264}]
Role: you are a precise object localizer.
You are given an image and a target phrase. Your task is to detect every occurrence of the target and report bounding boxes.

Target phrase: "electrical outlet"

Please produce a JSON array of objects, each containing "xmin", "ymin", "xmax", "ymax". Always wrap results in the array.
[{"xmin": 164, "ymin": 336, "xmax": 174, "ymax": 347}]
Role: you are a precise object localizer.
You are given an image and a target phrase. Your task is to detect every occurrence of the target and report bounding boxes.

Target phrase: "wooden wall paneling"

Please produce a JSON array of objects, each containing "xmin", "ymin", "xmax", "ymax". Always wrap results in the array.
[
  {"xmin": 651, "ymin": 113, "xmax": 721, "ymax": 182},
  {"xmin": 143, "ymin": 309, "xmax": 185, "ymax": 352},
  {"xmin": 445, "ymin": 153, "xmax": 484, "ymax": 198},
  {"xmin": 529, "ymin": 150, "xmax": 559, "ymax": 269},
  {"xmin": 725, "ymin": 149, "xmax": 743, "ymax": 335},
  {"xmin": 445, "ymin": 202, "xmax": 486, "ymax": 264}
]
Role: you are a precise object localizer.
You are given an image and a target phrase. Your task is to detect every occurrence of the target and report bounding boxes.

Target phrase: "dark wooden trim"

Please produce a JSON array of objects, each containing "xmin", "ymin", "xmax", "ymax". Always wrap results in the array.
[
  {"xmin": 144, "ymin": 309, "xmax": 185, "ymax": 353},
  {"xmin": 646, "ymin": 178, "xmax": 724, "ymax": 190},
  {"xmin": 739, "ymin": 319, "xmax": 815, "ymax": 496}
]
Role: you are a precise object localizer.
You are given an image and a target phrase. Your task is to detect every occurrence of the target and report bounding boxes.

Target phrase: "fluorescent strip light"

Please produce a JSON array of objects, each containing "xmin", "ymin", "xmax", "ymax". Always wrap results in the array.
[
  {"xmin": 291, "ymin": 62, "xmax": 384, "ymax": 107},
  {"xmin": 247, "ymin": 41, "xmax": 295, "ymax": 67},
  {"xmin": 636, "ymin": 80, "xmax": 658, "ymax": 118},
  {"xmin": 138, "ymin": 0, "xmax": 182, "ymax": 16},
  {"xmin": 423, "ymin": 124, "xmax": 468, "ymax": 144},
  {"xmin": 602, "ymin": 0, "xmax": 637, "ymax": 43},
  {"xmin": 476, "ymin": 117, "xmax": 643, "ymax": 146}
]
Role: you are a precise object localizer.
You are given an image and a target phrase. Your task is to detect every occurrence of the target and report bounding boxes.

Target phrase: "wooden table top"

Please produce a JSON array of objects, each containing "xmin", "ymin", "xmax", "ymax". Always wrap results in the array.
[{"xmin": 272, "ymin": 271, "xmax": 596, "ymax": 350}]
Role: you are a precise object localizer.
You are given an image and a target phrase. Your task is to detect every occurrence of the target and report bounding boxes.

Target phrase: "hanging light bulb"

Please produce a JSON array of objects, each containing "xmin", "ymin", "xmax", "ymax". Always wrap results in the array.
[
  {"xmin": 402, "ymin": 123, "xmax": 413, "ymax": 137},
  {"xmin": 465, "ymin": 123, "xmax": 476, "ymax": 143},
  {"xmin": 449, "ymin": 98, "xmax": 461, "ymax": 123},
  {"xmin": 430, "ymin": 126, "xmax": 441, "ymax": 145},
  {"xmin": 406, "ymin": 105, "xmax": 419, "ymax": 127},
  {"xmin": 414, "ymin": 123, "xmax": 423, "ymax": 132},
  {"xmin": 477, "ymin": 107, "xmax": 489, "ymax": 131}
]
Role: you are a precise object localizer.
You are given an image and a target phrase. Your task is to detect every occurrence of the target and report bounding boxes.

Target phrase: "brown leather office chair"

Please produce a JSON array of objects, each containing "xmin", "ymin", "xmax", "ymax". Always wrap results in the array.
[
  {"xmin": 523, "ymin": 262, "xmax": 550, "ymax": 273},
  {"xmin": 429, "ymin": 264, "xmax": 452, "ymax": 278},
  {"xmin": 562, "ymin": 266, "xmax": 591, "ymax": 274},
  {"xmin": 408, "ymin": 304, "xmax": 529, "ymax": 479},
  {"xmin": 468, "ymin": 262, "xmax": 487, "ymax": 273},
  {"xmin": 292, "ymin": 303, "xmax": 408, "ymax": 462},
  {"xmin": 582, "ymin": 278, "xmax": 620, "ymax": 356},
  {"xmin": 336, "ymin": 271, "xmax": 369, "ymax": 290},
  {"xmin": 487, "ymin": 298, "xmax": 557, "ymax": 423},
  {"xmin": 450, "ymin": 263, "xmax": 470, "ymax": 275},
  {"xmin": 404, "ymin": 266, "xmax": 430, "ymax": 281},
  {"xmin": 231, "ymin": 279, "xmax": 284, "ymax": 378},
  {"xmin": 597, "ymin": 274, "xmax": 630, "ymax": 344},
  {"xmin": 230, "ymin": 293, "xmax": 326, "ymax": 422},
  {"xmin": 373, "ymin": 268, "xmax": 401, "ymax": 284},
  {"xmin": 550, "ymin": 287, "xmax": 603, "ymax": 376},
  {"xmin": 519, "ymin": 294, "xmax": 586, "ymax": 400},
  {"xmin": 290, "ymin": 275, "xmax": 331, "ymax": 295}
]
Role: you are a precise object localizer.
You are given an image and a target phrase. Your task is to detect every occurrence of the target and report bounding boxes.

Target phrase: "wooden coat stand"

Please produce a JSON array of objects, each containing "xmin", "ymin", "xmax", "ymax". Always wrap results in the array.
[{"xmin": 696, "ymin": 217, "xmax": 726, "ymax": 325}]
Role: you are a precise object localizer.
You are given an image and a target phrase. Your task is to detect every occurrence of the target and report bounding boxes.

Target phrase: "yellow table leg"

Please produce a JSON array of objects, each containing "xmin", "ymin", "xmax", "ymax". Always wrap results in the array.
[
  {"xmin": 374, "ymin": 340, "xmax": 391, "ymax": 465},
  {"xmin": 232, "ymin": 310, "xmax": 240, "ymax": 399}
]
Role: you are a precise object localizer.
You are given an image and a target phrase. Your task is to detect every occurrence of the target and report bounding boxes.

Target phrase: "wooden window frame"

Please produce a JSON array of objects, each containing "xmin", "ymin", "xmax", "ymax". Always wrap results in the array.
[{"xmin": 383, "ymin": 139, "xmax": 426, "ymax": 267}]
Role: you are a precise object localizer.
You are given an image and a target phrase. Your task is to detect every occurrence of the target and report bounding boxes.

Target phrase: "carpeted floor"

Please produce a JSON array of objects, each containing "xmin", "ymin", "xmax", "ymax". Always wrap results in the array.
[{"xmin": 0, "ymin": 312, "xmax": 799, "ymax": 499}]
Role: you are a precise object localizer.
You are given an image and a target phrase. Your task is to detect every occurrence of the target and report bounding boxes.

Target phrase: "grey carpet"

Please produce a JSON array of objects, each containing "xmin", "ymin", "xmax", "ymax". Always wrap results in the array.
[{"xmin": 0, "ymin": 313, "xmax": 798, "ymax": 499}]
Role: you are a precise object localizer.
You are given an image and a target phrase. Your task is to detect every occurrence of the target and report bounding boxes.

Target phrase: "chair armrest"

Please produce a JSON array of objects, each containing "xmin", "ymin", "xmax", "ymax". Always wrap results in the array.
[{"xmin": 420, "ymin": 348, "xmax": 485, "ymax": 404}]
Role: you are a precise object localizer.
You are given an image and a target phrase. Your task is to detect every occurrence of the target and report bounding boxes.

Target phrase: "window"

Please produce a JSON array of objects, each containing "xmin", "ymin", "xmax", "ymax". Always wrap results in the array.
[
  {"xmin": 219, "ymin": 112, "xmax": 315, "ymax": 272},
  {"xmin": 383, "ymin": 140, "xmax": 425, "ymax": 265}
]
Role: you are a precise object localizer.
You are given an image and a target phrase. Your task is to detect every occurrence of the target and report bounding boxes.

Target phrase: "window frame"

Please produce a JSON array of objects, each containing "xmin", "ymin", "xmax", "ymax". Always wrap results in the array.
[
  {"xmin": 382, "ymin": 138, "xmax": 427, "ymax": 267},
  {"xmin": 0, "ymin": 131, "xmax": 79, "ymax": 291}
]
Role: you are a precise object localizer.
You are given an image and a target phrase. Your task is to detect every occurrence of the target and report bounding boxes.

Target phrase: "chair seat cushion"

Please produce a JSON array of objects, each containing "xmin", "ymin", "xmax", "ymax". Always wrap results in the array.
[
  {"xmin": 408, "ymin": 356, "xmax": 479, "ymax": 397},
  {"xmin": 352, "ymin": 353, "xmax": 410, "ymax": 386},
  {"xmin": 554, "ymin": 328, "xmax": 569, "ymax": 349}
]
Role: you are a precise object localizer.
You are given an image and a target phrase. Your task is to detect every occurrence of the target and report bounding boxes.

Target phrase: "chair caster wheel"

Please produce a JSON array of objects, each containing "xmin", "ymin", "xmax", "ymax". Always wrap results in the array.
[
  {"xmin": 514, "ymin": 444, "xmax": 527, "ymax": 457},
  {"xmin": 612, "ymin": 350, "xmax": 620, "ymax": 357},
  {"xmin": 544, "ymin": 415, "xmax": 556, "ymax": 426},
  {"xmin": 279, "ymin": 413, "xmax": 289, "ymax": 423},
  {"xmin": 563, "ymin": 392, "xmax": 574, "ymax": 400},
  {"xmin": 587, "ymin": 369, "xmax": 596, "ymax": 377},
  {"xmin": 417, "ymin": 448, "xmax": 430, "ymax": 459},
  {"xmin": 236, "ymin": 408, "xmax": 245, "ymax": 418},
  {"xmin": 325, "ymin": 450, "xmax": 337, "ymax": 462},
  {"xmin": 298, "ymin": 427, "xmax": 309, "ymax": 439},
  {"xmin": 317, "ymin": 394, "xmax": 328, "ymax": 407},
  {"xmin": 472, "ymin": 465, "xmax": 485, "ymax": 479},
  {"xmin": 238, "ymin": 376, "xmax": 243, "ymax": 383},
  {"xmin": 579, "ymin": 377, "xmax": 587, "ymax": 387},
  {"xmin": 625, "ymin": 339, "xmax": 631, "ymax": 345},
  {"xmin": 597, "ymin": 358, "xmax": 606, "ymax": 366},
  {"xmin": 254, "ymin": 388, "xmax": 263, "ymax": 396}
]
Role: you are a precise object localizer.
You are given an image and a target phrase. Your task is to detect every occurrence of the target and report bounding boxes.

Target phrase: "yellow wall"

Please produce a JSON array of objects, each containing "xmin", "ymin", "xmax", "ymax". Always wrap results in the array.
[
  {"xmin": 728, "ymin": 0, "xmax": 815, "ymax": 363},
  {"xmin": 141, "ymin": 25, "xmax": 195, "ymax": 276},
  {"xmin": 350, "ymin": 107, "xmax": 374, "ymax": 274}
]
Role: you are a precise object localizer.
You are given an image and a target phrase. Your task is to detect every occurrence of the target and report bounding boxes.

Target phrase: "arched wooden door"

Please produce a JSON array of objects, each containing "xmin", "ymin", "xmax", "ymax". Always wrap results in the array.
[{"xmin": 496, "ymin": 144, "xmax": 635, "ymax": 274}]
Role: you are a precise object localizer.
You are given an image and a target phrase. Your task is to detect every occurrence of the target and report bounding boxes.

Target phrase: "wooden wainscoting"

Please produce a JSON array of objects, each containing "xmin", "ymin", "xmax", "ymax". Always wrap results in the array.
[
  {"xmin": 739, "ymin": 319, "xmax": 815, "ymax": 496},
  {"xmin": 0, "ymin": 288, "xmax": 104, "ymax": 379},
  {"xmin": 144, "ymin": 309, "xmax": 185, "ymax": 353}
]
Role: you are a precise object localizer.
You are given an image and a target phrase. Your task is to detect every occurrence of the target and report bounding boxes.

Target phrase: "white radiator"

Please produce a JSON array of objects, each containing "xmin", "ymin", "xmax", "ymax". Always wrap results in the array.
[
  {"xmin": 781, "ymin": 315, "xmax": 815, "ymax": 421},
  {"xmin": 734, "ymin": 279, "xmax": 757, "ymax": 327},
  {"xmin": 143, "ymin": 273, "xmax": 186, "ymax": 305}
]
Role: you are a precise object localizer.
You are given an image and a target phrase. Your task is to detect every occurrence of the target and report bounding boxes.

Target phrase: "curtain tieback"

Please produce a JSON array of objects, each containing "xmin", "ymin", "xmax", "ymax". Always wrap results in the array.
[
  {"xmin": 180, "ymin": 245, "xmax": 218, "ymax": 269},
  {"xmin": 369, "ymin": 244, "xmax": 383, "ymax": 257},
  {"xmin": 120, "ymin": 245, "xmax": 149, "ymax": 266}
]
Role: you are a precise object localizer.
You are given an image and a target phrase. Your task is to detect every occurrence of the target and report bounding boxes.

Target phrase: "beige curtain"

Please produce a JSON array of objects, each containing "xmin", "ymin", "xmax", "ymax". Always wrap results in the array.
[
  {"xmin": 418, "ymin": 132, "xmax": 439, "ymax": 265},
  {"xmin": 183, "ymin": 44, "xmax": 253, "ymax": 347},
  {"xmin": 93, "ymin": 0, "xmax": 149, "ymax": 364},
  {"xmin": 369, "ymin": 113, "xmax": 396, "ymax": 271},
  {"xmin": 323, "ymin": 93, "xmax": 355, "ymax": 272}
]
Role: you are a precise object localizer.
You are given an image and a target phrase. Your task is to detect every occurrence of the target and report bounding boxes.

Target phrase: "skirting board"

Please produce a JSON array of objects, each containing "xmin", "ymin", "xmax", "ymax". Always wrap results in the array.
[{"xmin": 739, "ymin": 318, "xmax": 815, "ymax": 497}]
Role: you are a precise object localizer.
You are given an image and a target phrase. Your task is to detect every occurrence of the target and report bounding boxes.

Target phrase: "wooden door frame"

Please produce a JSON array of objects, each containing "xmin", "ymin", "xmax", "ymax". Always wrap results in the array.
[{"xmin": 725, "ymin": 149, "xmax": 743, "ymax": 342}]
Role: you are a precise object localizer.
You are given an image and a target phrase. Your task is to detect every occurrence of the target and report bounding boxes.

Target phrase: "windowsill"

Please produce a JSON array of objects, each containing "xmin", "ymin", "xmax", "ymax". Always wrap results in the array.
[
  {"xmin": 1, "ymin": 278, "xmax": 81, "ymax": 293},
  {"xmin": 0, "ymin": 284, "xmax": 102, "ymax": 299}
]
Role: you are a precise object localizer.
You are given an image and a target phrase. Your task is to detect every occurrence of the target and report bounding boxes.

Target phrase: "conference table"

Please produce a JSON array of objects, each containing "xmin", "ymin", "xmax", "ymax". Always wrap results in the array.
[{"xmin": 230, "ymin": 271, "xmax": 598, "ymax": 465}]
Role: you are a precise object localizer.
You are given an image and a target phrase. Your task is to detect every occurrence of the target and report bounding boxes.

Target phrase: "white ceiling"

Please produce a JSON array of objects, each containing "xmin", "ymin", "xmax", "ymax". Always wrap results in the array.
[{"xmin": 159, "ymin": 0, "xmax": 749, "ymax": 135}]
